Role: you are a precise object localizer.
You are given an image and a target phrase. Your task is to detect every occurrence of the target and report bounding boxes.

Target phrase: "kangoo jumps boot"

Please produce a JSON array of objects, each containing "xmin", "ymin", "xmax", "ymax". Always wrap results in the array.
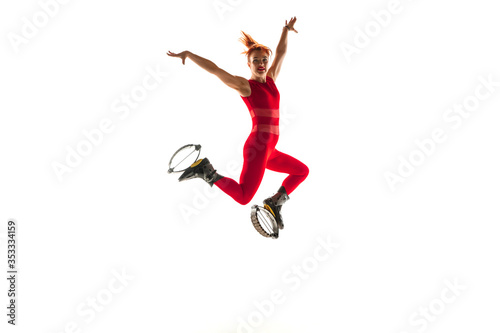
[
  {"xmin": 178, "ymin": 158, "xmax": 223, "ymax": 187},
  {"xmin": 263, "ymin": 186, "xmax": 289, "ymax": 230}
]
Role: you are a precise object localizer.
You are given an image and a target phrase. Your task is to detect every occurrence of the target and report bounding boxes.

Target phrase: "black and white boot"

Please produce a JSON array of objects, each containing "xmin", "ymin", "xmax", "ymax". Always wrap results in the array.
[
  {"xmin": 178, "ymin": 158, "xmax": 223, "ymax": 187},
  {"xmin": 263, "ymin": 186, "xmax": 289, "ymax": 230}
]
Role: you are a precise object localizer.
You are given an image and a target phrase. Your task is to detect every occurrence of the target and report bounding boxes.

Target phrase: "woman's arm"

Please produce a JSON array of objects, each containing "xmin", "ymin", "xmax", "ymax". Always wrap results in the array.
[
  {"xmin": 267, "ymin": 17, "xmax": 298, "ymax": 81},
  {"xmin": 167, "ymin": 50, "xmax": 250, "ymax": 96}
]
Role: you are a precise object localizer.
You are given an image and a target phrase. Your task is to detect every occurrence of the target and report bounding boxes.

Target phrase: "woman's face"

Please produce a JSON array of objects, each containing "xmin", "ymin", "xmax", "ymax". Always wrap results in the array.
[{"xmin": 248, "ymin": 49, "xmax": 270, "ymax": 77}]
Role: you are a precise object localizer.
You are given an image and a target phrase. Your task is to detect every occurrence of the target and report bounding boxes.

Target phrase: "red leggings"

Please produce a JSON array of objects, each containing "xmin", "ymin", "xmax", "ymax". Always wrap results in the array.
[{"xmin": 214, "ymin": 131, "xmax": 309, "ymax": 205}]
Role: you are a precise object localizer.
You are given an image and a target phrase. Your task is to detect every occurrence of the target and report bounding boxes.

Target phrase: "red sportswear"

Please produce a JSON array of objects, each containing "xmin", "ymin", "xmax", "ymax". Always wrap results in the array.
[{"xmin": 214, "ymin": 76, "xmax": 308, "ymax": 205}]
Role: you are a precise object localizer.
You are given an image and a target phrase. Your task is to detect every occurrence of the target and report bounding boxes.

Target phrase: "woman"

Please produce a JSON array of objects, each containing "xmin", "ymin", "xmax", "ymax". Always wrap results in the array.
[{"xmin": 167, "ymin": 17, "xmax": 308, "ymax": 230}]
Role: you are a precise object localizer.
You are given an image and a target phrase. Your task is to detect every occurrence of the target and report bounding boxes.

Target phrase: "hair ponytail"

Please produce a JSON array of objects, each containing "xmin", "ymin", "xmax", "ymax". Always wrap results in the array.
[{"xmin": 239, "ymin": 31, "xmax": 272, "ymax": 59}]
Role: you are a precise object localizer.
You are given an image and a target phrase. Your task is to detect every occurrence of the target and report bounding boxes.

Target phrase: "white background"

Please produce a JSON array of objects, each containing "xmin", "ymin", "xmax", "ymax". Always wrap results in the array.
[{"xmin": 1, "ymin": 0, "xmax": 499, "ymax": 332}]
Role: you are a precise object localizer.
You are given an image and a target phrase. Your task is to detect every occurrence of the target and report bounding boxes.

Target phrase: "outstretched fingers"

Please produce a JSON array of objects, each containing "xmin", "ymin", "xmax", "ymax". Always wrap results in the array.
[
  {"xmin": 166, "ymin": 50, "xmax": 186, "ymax": 65},
  {"xmin": 285, "ymin": 16, "xmax": 298, "ymax": 33}
]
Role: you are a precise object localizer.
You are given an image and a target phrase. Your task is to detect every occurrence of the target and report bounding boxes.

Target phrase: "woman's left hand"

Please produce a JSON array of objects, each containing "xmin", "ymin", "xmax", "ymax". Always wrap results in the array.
[{"xmin": 286, "ymin": 16, "xmax": 298, "ymax": 33}]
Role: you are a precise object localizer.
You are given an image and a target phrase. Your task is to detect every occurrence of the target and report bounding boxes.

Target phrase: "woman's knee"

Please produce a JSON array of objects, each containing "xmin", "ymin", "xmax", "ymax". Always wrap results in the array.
[
  {"xmin": 240, "ymin": 197, "xmax": 253, "ymax": 205},
  {"xmin": 301, "ymin": 163, "xmax": 309, "ymax": 178}
]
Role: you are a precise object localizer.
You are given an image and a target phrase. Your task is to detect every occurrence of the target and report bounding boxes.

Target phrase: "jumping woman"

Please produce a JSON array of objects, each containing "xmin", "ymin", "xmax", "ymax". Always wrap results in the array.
[{"xmin": 167, "ymin": 16, "xmax": 308, "ymax": 230}]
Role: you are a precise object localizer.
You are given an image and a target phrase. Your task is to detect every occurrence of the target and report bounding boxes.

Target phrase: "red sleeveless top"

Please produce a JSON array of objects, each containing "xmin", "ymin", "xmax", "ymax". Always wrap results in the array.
[{"xmin": 240, "ymin": 76, "xmax": 280, "ymax": 135}]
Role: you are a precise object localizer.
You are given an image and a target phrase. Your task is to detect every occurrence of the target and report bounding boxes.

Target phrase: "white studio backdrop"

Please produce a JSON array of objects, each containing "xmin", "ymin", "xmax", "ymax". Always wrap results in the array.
[{"xmin": 1, "ymin": 0, "xmax": 499, "ymax": 332}]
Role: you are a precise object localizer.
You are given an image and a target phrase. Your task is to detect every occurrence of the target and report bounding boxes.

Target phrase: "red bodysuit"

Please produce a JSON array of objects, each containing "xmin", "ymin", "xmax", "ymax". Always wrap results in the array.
[{"xmin": 214, "ymin": 76, "xmax": 309, "ymax": 205}]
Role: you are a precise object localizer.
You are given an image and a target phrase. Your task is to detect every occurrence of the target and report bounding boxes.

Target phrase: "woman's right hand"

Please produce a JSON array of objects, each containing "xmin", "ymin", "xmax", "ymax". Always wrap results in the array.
[{"xmin": 166, "ymin": 50, "xmax": 189, "ymax": 65}]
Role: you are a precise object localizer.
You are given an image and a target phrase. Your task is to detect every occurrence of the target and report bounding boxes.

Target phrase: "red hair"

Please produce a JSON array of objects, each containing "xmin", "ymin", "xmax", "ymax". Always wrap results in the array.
[{"xmin": 239, "ymin": 31, "xmax": 272, "ymax": 60}]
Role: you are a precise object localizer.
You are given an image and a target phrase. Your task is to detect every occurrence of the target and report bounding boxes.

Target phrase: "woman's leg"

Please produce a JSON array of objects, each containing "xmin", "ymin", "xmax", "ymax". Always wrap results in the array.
[
  {"xmin": 265, "ymin": 149, "xmax": 309, "ymax": 194},
  {"xmin": 214, "ymin": 132, "xmax": 278, "ymax": 205}
]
